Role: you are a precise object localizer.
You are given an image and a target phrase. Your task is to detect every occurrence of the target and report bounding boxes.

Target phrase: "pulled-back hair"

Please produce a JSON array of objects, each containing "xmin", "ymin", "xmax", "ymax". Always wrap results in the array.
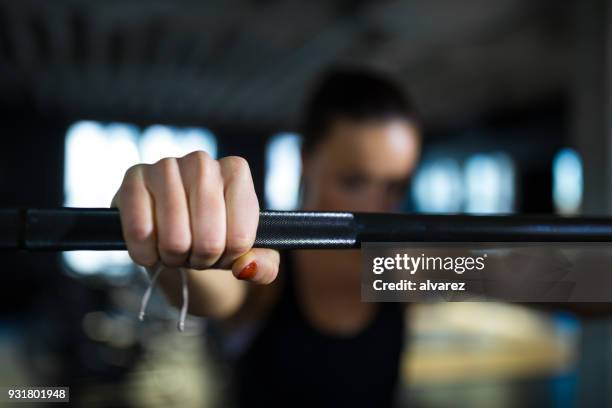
[{"xmin": 300, "ymin": 66, "xmax": 419, "ymax": 154}]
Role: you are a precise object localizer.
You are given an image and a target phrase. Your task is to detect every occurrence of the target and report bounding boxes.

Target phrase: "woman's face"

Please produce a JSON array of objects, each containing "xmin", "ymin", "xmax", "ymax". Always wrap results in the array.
[{"xmin": 302, "ymin": 118, "xmax": 421, "ymax": 212}]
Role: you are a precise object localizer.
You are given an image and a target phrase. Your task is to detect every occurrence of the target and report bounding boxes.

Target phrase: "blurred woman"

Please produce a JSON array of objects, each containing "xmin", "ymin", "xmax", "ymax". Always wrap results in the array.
[{"xmin": 112, "ymin": 67, "xmax": 421, "ymax": 407}]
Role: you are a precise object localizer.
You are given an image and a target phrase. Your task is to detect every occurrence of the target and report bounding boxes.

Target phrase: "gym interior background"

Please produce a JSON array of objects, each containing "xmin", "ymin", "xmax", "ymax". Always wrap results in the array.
[{"xmin": 0, "ymin": 0, "xmax": 611, "ymax": 406}]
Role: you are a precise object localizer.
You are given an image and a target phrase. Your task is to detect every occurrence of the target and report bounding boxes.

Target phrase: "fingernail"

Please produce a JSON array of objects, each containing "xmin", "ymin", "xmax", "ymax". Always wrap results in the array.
[{"xmin": 237, "ymin": 261, "xmax": 257, "ymax": 280}]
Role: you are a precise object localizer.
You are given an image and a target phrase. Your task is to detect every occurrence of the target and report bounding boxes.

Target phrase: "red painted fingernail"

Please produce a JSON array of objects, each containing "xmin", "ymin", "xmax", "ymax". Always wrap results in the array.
[{"xmin": 237, "ymin": 261, "xmax": 257, "ymax": 280}]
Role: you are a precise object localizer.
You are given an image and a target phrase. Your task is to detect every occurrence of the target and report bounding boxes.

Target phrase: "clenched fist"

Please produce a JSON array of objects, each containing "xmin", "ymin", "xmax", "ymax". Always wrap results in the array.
[{"xmin": 111, "ymin": 151, "xmax": 280, "ymax": 288}]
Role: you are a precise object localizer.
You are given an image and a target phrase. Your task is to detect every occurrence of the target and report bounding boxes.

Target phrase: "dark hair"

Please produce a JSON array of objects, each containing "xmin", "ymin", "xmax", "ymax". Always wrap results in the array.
[{"xmin": 300, "ymin": 66, "xmax": 419, "ymax": 154}]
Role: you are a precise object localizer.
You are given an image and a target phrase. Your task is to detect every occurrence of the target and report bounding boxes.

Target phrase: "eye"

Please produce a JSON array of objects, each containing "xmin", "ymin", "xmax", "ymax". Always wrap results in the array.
[
  {"xmin": 387, "ymin": 179, "xmax": 409, "ymax": 195},
  {"xmin": 337, "ymin": 174, "xmax": 368, "ymax": 191}
]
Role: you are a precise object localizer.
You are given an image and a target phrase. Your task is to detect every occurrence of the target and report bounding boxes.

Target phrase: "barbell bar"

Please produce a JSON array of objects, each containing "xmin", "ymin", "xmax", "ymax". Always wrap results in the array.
[{"xmin": 2, "ymin": 208, "xmax": 612, "ymax": 251}]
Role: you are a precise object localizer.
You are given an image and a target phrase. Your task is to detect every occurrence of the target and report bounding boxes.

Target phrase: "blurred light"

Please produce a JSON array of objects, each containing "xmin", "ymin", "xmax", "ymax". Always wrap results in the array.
[
  {"xmin": 65, "ymin": 121, "xmax": 140, "ymax": 208},
  {"xmin": 82, "ymin": 311, "xmax": 113, "ymax": 342},
  {"xmin": 265, "ymin": 133, "xmax": 302, "ymax": 210},
  {"xmin": 82, "ymin": 311, "xmax": 136, "ymax": 348},
  {"xmin": 553, "ymin": 148, "xmax": 583, "ymax": 215},
  {"xmin": 64, "ymin": 121, "xmax": 217, "ymax": 276},
  {"xmin": 412, "ymin": 158, "xmax": 463, "ymax": 213},
  {"xmin": 464, "ymin": 153, "xmax": 515, "ymax": 214},
  {"xmin": 141, "ymin": 125, "xmax": 217, "ymax": 163}
]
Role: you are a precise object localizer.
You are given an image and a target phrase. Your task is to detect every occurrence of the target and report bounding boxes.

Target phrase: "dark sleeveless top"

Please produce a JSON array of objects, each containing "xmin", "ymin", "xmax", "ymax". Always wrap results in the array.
[{"xmin": 233, "ymin": 252, "xmax": 405, "ymax": 407}]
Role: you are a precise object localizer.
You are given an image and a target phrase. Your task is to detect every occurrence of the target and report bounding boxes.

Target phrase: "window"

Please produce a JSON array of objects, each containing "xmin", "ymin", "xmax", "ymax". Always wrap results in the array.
[
  {"xmin": 464, "ymin": 153, "xmax": 514, "ymax": 214},
  {"xmin": 63, "ymin": 121, "xmax": 217, "ymax": 276},
  {"xmin": 265, "ymin": 133, "xmax": 302, "ymax": 210},
  {"xmin": 412, "ymin": 158, "xmax": 463, "ymax": 213},
  {"xmin": 553, "ymin": 148, "xmax": 583, "ymax": 215},
  {"xmin": 412, "ymin": 152, "xmax": 515, "ymax": 214}
]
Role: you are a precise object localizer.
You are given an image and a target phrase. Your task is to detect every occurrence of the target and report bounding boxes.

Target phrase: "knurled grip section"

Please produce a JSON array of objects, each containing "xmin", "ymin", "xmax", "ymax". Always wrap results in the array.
[{"xmin": 254, "ymin": 211, "xmax": 357, "ymax": 249}]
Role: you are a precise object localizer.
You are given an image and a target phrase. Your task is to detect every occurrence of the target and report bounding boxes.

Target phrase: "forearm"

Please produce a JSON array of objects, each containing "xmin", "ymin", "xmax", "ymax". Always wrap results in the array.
[{"xmin": 153, "ymin": 265, "xmax": 248, "ymax": 319}]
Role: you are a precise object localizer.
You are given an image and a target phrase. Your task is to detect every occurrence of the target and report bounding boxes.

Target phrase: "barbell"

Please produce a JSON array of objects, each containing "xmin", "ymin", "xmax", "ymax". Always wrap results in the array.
[{"xmin": 2, "ymin": 208, "xmax": 612, "ymax": 251}]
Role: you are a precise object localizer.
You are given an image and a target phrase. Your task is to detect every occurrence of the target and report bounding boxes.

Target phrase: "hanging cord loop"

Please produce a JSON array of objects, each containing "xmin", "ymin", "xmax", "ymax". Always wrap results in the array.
[{"xmin": 139, "ymin": 264, "xmax": 189, "ymax": 332}]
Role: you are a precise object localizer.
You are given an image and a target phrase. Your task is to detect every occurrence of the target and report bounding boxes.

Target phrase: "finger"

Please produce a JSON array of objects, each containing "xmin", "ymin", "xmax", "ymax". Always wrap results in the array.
[
  {"xmin": 178, "ymin": 151, "xmax": 226, "ymax": 269},
  {"xmin": 113, "ymin": 165, "xmax": 159, "ymax": 267},
  {"xmin": 144, "ymin": 157, "xmax": 192, "ymax": 267},
  {"xmin": 232, "ymin": 249, "xmax": 280, "ymax": 284},
  {"xmin": 218, "ymin": 156, "xmax": 259, "ymax": 267}
]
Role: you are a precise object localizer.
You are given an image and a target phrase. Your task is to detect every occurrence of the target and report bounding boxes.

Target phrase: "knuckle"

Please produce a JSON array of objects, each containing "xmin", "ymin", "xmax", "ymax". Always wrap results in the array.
[
  {"xmin": 125, "ymin": 222, "xmax": 153, "ymax": 242},
  {"xmin": 192, "ymin": 239, "xmax": 225, "ymax": 259},
  {"xmin": 226, "ymin": 234, "xmax": 253, "ymax": 256},
  {"xmin": 155, "ymin": 157, "xmax": 178, "ymax": 177},
  {"xmin": 220, "ymin": 156, "xmax": 249, "ymax": 177},
  {"xmin": 120, "ymin": 165, "xmax": 145, "ymax": 190},
  {"xmin": 193, "ymin": 153, "xmax": 218, "ymax": 182},
  {"xmin": 158, "ymin": 237, "xmax": 191, "ymax": 256},
  {"xmin": 184, "ymin": 150, "xmax": 212, "ymax": 163},
  {"xmin": 125, "ymin": 163, "xmax": 144, "ymax": 178}
]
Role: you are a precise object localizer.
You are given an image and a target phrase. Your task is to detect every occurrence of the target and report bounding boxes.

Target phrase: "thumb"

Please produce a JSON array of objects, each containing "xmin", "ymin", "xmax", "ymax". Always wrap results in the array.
[{"xmin": 232, "ymin": 248, "xmax": 280, "ymax": 284}]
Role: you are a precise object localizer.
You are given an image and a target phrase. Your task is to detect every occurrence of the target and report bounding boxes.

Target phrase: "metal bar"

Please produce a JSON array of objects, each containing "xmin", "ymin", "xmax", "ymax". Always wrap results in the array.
[{"xmin": 2, "ymin": 208, "xmax": 612, "ymax": 251}]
